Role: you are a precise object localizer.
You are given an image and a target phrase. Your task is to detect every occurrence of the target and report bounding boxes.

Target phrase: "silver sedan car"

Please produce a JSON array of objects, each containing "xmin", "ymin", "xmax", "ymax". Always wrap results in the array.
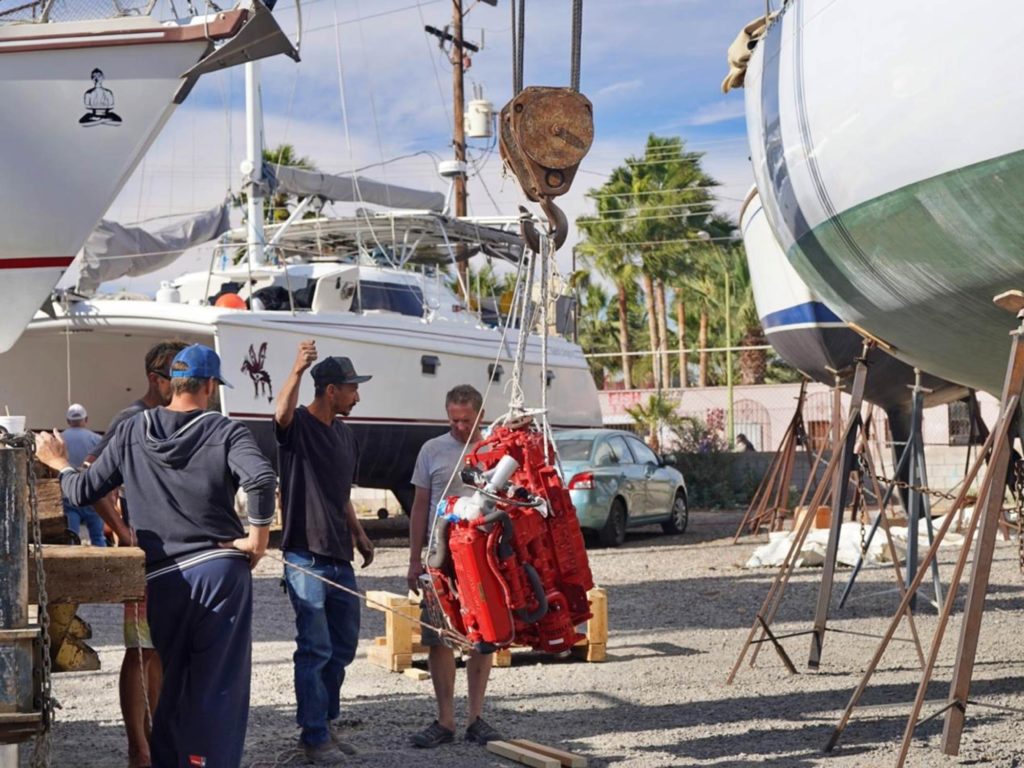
[{"xmin": 554, "ymin": 429, "xmax": 689, "ymax": 547}]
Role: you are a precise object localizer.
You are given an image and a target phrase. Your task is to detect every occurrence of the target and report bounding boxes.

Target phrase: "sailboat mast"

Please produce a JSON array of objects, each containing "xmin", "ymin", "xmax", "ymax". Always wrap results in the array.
[{"xmin": 245, "ymin": 61, "xmax": 267, "ymax": 267}]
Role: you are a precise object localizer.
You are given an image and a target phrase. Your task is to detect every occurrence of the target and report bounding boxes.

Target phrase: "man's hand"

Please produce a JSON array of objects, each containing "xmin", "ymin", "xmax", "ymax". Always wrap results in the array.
[
  {"xmin": 355, "ymin": 530, "xmax": 375, "ymax": 569},
  {"xmin": 293, "ymin": 339, "xmax": 318, "ymax": 374},
  {"xmin": 35, "ymin": 431, "xmax": 71, "ymax": 471},
  {"xmin": 221, "ymin": 535, "xmax": 267, "ymax": 570},
  {"xmin": 407, "ymin": 557, "xmax": 426, "ymax": 594}
]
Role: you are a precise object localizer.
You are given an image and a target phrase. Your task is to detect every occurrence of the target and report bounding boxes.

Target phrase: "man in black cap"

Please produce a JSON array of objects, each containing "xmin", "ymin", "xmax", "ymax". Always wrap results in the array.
[{"xmin": 275, "ymin": 339, "xmax": 375, "ymax": 765}]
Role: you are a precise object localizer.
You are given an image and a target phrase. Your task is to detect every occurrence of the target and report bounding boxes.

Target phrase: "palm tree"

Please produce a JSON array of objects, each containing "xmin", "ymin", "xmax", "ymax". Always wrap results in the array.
[
  {"xmin": 625, "ymin": 393, "xmax": 683, "ymax": 453},
  {"xmin": 263, "ymin": 143, "xmax": 315, "ymax": 224},
  {"xmin": 578, "ymin": 179, "xmax": 638, "ymax": 389}
]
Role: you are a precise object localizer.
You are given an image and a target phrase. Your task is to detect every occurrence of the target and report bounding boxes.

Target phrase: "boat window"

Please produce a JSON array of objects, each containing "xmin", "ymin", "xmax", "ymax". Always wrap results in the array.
[
  {"xmin": 351, "ymin": 280, "xmax": 424, "ymax": 316},
  {"xmin": 488, "ymin": 364, "xmax": 504, "ymax": 383}
]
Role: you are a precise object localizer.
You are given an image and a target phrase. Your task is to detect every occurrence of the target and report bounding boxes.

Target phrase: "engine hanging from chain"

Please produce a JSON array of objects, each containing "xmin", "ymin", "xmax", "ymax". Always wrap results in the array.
[
  {"xmin": 500, "ymin": 0, "xmax": 591, "ymax": 252},
  {"xmin": 424, "ymin": 421, "xmax": 594, "ymax": 654}
]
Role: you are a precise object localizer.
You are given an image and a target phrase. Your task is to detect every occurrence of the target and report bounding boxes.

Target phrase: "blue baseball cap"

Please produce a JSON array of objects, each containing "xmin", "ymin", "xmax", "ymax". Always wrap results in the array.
[{"xmin": 170, "ymin": 344, "xmax": 233, "ymax": 388}]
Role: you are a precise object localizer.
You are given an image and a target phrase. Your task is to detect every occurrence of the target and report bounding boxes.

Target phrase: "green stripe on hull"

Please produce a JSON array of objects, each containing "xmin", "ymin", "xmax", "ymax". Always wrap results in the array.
[{"xmin": 788, "ymin": 149, "xmax": 1024, "ymax": 394}]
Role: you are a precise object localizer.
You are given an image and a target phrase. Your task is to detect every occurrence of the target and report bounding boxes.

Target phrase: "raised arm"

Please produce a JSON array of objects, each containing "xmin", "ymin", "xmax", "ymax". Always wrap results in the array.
[{"xmin": 274, "ymin": 339, "xmax": 317, "ymax": 431}]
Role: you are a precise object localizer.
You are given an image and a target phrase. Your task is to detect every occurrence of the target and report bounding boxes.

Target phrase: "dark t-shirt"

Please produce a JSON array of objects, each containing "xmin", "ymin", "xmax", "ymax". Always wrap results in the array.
[{"xmin": 275, "ymin": 406, "xmax": 357, "ymax": 562}]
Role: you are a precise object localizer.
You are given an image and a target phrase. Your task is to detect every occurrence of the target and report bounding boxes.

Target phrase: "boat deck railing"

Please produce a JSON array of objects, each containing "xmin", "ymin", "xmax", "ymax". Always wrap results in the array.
[{"xmin": 0, "ymin": 0, "xmax": 156, "ymax": 24}]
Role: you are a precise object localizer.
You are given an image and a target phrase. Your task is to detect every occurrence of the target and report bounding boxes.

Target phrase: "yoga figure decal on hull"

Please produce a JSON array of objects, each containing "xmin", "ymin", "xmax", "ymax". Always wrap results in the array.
[{"xmin": 79, "ymin": 69, "xmax": 122, "ymax": 126}]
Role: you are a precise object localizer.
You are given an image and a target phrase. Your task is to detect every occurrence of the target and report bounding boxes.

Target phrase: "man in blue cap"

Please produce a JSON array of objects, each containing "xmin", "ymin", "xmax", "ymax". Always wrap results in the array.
[
  {"xmin": 36, "ymin": 344, "xmax": 277, "ymax": 768},
  {"xmin": 275, "ymin": 339, "xmax": 375, "ymax": 765}
]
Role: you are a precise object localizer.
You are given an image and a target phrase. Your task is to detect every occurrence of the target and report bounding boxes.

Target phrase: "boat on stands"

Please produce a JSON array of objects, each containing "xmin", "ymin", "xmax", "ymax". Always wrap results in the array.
[
  {"xmin": 736, "ymin": 0, "xmax": 1024, "ymax": 395},
  {"xmin": 0, "ymin": 0, "xmax": 295, "ymax": 354}
]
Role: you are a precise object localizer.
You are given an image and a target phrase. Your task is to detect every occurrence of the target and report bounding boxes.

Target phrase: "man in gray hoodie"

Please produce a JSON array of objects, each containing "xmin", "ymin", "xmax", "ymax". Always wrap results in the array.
[{"xmin": 36, "ymin": 344, "xmax": 276, "ymax": 768}]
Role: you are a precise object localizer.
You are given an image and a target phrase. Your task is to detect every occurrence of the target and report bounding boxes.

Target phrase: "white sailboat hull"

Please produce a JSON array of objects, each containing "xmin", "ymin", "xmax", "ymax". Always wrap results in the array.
[
  {"xmin": 0, "ymin": 13, "xmax": 241, "ymax": 353},
  {"xmin": 744, "ymin": 0, "xmax": 1024, "ymax": 394}
]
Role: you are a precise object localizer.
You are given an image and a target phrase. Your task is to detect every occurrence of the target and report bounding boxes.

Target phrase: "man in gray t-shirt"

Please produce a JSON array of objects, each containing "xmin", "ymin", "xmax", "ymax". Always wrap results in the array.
[
  {"xmin": 410, "ymin": 430, "xmax": 472, "ymax": 530},
  {"xmin": 61, "ymin": 403, "xmax": 104, "ymax": 546},
  {"xmin": 407, "ymin": 385, "xmax": 503, "ymax": 750}
]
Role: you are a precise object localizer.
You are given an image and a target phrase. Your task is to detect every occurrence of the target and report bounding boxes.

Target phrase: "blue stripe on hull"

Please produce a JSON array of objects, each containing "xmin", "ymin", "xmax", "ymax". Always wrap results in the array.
[{"xmin": 760, "ymin": 301, "xmax": 842, "ymax": 330}]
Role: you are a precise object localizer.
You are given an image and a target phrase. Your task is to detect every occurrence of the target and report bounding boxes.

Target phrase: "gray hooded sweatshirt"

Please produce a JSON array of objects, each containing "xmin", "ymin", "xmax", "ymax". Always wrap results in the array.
[{"xmin": 60, "ymin": 407, "xmax": 276, "ymax": 579}]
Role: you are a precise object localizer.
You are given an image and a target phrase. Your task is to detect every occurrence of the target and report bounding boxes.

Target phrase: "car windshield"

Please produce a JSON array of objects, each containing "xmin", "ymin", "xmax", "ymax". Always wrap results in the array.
[{"xmin": 555, "ymin": 437, "xmax": 594, "ymax": 462}]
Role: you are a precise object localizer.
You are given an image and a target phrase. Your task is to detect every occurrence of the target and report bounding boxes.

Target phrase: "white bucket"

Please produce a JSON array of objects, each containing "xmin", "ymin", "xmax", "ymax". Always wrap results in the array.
[{"xmin": 0, "ymin": 415, "xmax": 27, "ymax": 435}]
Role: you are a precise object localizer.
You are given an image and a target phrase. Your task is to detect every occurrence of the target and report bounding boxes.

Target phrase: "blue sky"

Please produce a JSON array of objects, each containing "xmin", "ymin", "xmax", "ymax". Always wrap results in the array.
[{"xmin": 107, "ymin": 0, "xmax": 761, "ymax": 259}]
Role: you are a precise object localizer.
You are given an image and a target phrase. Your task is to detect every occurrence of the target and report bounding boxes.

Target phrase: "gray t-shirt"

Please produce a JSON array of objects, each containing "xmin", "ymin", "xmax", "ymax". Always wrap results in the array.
[
  {"xmin": 411, "ymin": 431, "xmax": 473, "ymax": 522},
  {"xmin": 63, "ymin": 427, "xmax": 101, "ymax": 469}
]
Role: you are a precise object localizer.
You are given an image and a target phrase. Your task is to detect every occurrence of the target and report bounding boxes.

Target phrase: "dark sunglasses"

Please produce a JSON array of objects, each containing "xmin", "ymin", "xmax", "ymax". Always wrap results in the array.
[{"xmin": 148, "ymin": 369, "xmax": 171, "ymax": 380}]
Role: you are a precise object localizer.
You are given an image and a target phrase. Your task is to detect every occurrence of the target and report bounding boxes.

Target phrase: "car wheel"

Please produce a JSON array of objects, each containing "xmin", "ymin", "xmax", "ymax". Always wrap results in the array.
[
  {"xmin": 599, "ymin": 499, "xmax": 627, "ymax": 547},
  {"xmin": 661, "ymin": 492, "xmax": 688, "ymax": 535}
]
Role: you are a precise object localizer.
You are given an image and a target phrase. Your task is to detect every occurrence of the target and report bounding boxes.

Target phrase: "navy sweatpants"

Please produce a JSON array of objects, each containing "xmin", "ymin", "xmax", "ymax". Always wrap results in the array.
[{"xmin": 147, "ymin": 555, "xmax": 253, "ymax": 768}]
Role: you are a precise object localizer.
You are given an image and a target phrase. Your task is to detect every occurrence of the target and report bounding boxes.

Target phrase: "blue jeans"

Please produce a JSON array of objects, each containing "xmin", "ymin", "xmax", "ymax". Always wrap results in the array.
[
  {"xmin": 284, "ymin": 550, "xmax": 361, "ymax": 747},
  {"xmin": 63, "ymin": 499, "xmax": 107, "ymax": 546}
]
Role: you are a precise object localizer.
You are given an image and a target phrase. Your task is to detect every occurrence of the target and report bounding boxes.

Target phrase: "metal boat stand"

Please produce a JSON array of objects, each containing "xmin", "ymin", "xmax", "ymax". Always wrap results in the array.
[
  {"xmin": 727, "ymin": 341, "xmax": 925, "ymax": 683},
  {"xmin": 839, "ymin": 368, "xmax": 944, "ymax": 612},
  {"xmin": 825, "ymin": 289, "xmax": 1024, "ymax": 766},
  {"xmin": 732, "ymin": 378, "xmax": 814, "ymax": 542}
]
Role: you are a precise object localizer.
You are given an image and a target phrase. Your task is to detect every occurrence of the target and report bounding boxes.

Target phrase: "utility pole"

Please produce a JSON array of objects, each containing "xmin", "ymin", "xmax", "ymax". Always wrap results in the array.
[{"xmin": 451, "ymin": 0, "xmax": 468, "ymax": 297}]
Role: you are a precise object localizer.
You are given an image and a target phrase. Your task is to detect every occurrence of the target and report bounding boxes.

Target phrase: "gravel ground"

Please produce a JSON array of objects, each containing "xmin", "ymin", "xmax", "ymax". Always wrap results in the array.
[{"xmin": 32, "ymin": 511, "xmax": 1024, "ymax": 767}]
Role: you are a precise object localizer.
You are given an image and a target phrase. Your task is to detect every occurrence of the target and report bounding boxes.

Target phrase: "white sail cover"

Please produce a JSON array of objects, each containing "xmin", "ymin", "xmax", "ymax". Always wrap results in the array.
[
  {"xmin": 76, "ymin": 202, "xmax": 231, "ymax": 294},
  {"xmin": 264, "ymin": 163, "xmax": 446, "ymax": 212}
]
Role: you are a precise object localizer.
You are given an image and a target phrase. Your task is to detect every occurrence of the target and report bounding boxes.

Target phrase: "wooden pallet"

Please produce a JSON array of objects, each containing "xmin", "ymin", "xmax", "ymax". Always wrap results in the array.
[{"xmin": 366, "ymin": 587, "xmax": 608, "ymax": 673}]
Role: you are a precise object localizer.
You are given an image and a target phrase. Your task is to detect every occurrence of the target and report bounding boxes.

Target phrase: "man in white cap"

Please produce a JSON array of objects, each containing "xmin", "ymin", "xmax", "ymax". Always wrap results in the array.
[{"xmin": 62, "ymin": 403, "xmax": 106, "ymax": 546}]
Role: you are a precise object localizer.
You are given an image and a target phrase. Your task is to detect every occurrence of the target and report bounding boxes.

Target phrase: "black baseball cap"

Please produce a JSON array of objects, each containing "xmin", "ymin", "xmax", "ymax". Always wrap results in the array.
[{"xmin": 311, "ymin": 356, "xmax": 372, "ymax": 387}]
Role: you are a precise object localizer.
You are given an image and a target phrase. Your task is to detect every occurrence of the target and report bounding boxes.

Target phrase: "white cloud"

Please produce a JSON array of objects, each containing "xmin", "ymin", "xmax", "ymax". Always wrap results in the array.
[
  {"xmin": 683, "ymin": 100, "xmax": 747, "ymax": 126},
  {"xmin": 594, "ymin": 79, "xmax": 643, "ymax": 99}
]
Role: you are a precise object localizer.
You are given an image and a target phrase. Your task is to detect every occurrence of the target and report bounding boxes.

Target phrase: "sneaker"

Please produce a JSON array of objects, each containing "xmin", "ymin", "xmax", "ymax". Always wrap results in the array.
[
  {"xmin": 464, "ymin": 716, "xmax": 502, "ymax": 745},
  {"xmin": 301, "ymin": 739, "xmax": 346, "ymax": 765},
  {"xmin": 410, "ymin": 720, "xmax": 455, "ymax": 749},
  {"xmin": 328, "ymin": 721, "xmax": 358, "ymax": 756}
]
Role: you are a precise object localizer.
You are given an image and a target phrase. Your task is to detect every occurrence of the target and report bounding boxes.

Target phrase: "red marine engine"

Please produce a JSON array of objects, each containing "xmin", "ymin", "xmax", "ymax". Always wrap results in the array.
[{"xmin": 425, "ymin": 422, "xmax": 594, "ymax": 654}]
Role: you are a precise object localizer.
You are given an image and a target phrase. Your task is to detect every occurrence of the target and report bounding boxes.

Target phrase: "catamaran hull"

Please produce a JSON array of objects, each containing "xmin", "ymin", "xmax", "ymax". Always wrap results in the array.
[
  {"xmin": 0, "ymin": 12, "xmax": 244, "ymax": 354},
  {"xmin": 744, "ymin": 0, "xmax": 1024, "ymax": 395},
  {"xmin": 0, "ymin": 303, "xmax": 601, "ymax": 508}
]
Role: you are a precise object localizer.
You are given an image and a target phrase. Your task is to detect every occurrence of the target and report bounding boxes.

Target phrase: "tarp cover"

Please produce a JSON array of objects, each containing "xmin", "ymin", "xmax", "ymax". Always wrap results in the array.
[
  {"xmin": 264, "ymin": 163, "xmax": 446, "ymax": 212},
  {"xmin": 76, "ymin": 201, "xmax": 231, "ymax": 294}
]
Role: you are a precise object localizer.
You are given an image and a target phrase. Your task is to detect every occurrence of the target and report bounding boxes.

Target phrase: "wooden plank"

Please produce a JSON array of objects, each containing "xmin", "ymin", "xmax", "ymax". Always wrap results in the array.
[
  {"xmin": 367, "ymin": 645, "xmax": 412, "ymax": 672},
  {"xmin": 571, "ymin": 643, "xmax": 605, "ymax": 663},
  {"xmin": 33, "ymin": 478, "xmax": 70, "ymax": 543},
  {"xmin": 509, "ymin": 740, "xmax": 587, "ymax": 768},
  {"xmin": 585, "ymin": 588, "xmax": 608, "ymax": 646},
  {"xmin": 487, "ymin": 740, "xmax": 560, "ymax": 768},
  {"xmin": 402, "ymin": 668, "xmax": 430, "ymax": 681},
  {"xmin": 28, "ymin": 545, "xmax": 145, "ymax": 604},
  {"xmin": 365, "ymin": 590, "xmax": 414, "ymax": 611}
]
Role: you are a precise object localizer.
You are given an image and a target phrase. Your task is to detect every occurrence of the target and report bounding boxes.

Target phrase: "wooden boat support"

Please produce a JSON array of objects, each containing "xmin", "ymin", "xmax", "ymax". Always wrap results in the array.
[{"xmin": 28, "ymin": 546, "xmax": 145, "ymax": 606}]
